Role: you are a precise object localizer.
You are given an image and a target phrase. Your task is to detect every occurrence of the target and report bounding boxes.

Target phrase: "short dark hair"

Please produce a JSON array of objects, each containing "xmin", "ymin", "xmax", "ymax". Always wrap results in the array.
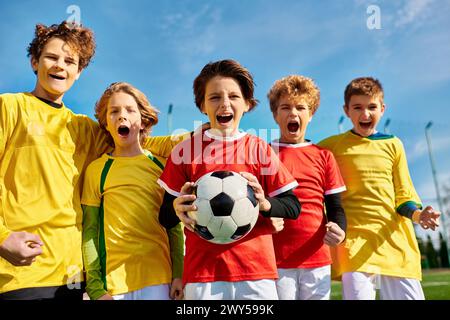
[
  {"xmin": 344, "ymin": 77, "xmax": 384, "ymax": 106},
  {"xmin": 193, "ymin": 59, "xmax": 258, "ymax": 111}
]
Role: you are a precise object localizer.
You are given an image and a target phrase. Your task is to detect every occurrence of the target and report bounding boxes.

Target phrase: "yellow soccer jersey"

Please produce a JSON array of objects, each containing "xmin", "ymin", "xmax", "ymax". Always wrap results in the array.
[
  {"xmin": 0, "ymin": 93, "xmax": 108, "ymax": 293},
  {"xmin": 81, "ymin": 151, "xmax": 172, "ymax": 296},
  {"xmin": 318, "ymin": 131, "xmax": 422, "ymax": 280},
  {"xmin": 0, "ymin": 92, "xmax": 182, "ymax": 294}
]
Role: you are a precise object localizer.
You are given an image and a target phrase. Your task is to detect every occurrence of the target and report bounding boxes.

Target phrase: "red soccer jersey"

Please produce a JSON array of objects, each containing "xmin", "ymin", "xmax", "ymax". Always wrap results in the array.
[
  {"xmin": 270, "ymin": 140, "xmax": 346, "ymax": 268},
  {"xmin": 158, "ymin": 130, "xmax": 298, "ymax": 284}
]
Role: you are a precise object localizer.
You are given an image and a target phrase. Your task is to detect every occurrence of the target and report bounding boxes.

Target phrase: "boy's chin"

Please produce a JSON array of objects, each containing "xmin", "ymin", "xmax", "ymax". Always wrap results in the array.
[{"xmin": 354, "ymin": 127, "xmax": 375, "ymax": 137}]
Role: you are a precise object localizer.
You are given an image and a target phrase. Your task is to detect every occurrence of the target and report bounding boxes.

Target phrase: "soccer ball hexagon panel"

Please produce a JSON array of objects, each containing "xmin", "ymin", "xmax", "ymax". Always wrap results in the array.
[{"xmin": 188, "ymin": 171, "xmax": 260, "ymax": 244}]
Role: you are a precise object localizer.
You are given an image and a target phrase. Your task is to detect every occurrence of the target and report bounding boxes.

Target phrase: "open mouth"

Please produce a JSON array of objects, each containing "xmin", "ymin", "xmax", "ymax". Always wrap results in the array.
[
  {"xmin": 216, "ymin": 114, "xmax": 233, "ymax": 124},
  {"xmin": 118, "ymin": 125, "xmax": 130, "ymax": 137},
  {"xmin": 49, "ymin": 74, "xmax": 65, "ymax": 80},
  {"xmin": 359, "ymin": 121, "xmax": 372, "ymax": 129},
  {"xmin": 287, "ymin": 121, "xmax": 300, "ymax": 133}
]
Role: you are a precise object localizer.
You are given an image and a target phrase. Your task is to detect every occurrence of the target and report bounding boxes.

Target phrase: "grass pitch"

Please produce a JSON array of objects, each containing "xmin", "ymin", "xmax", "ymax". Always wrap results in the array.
[{"xmin": 330, "ymin": 268, "xmax": 450, "ymax": 300}]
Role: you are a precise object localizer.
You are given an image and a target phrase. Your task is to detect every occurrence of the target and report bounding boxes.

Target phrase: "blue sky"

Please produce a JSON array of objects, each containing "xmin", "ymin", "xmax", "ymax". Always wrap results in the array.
[{"xmin": 1, "ymin": 0, "xmax": 449, "ymax": 242}]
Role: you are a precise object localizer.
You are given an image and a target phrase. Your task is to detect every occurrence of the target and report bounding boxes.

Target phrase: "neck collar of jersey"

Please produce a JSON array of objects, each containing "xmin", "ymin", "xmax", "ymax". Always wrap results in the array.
[
  {"xmin": 204, "ymin": 129, "xmax": 247, "ymax": 141},
  {"xmin": 271, "ymin": 139, "xmax": 312, "ymax": 148}
]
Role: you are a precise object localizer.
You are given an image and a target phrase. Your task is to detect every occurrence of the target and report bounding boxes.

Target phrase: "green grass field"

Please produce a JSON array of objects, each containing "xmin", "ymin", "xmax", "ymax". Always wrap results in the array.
[{"xmin": 330, "ymin": 269, "xmax": 450, "ymax": 300}]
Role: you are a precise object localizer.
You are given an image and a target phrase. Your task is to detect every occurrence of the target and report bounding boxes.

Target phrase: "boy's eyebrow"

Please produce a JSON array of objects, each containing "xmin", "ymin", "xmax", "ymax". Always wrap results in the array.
[
  {"xmin": 206, "ymin": 91, "xmax": 242, "ymax": 97},
  {"xmin": 108, "ymin": 104, "xmax": 136, "ymax": 109}
]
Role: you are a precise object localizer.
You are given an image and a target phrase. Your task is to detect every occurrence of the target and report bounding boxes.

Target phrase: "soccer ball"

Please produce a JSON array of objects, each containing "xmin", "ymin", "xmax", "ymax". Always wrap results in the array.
[{"xmin": 188, "ymin": 171, "xmax": 260, "ymax": 244}]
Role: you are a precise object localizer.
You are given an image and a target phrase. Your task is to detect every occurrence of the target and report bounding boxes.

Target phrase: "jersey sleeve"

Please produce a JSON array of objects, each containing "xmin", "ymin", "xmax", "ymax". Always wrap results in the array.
[
  {"xmin": 392, "ymin": 139, "xmax": 422, "ymax": 209},
  {"xmin": 260, "ymin": 141, "xmax": 298, "ymax": 197},
  {"xmin": 0, "ymin": 95, "xmax": 15, "ymax": 244},
  {"xmin": 143, "ymin": 133, "xmax": 189, "ymax": 158},
  {"xmin": 0, "ymin": 216, "xmax": 11, "ymax": 245},
  {"xmin": 80, "ymin": 116, "xmax": 111, "ymax": 161},
  {"xmin": 81, "ymin": 162, "xmax": 102, "ymax": 207},
  {"xmin": 157, "ymin": 149, "xmax": 189, "ymax": 196},
  {"xmin": 167, "ymin": 223, "xmax": 184, "ymax": 279},
  {"xmin": 82, "ymin": 205, "xmax": 108, "ymax": 300},
  {"xmin": 323, "ymin": 150, "xmax": 346, "ymax": 195}
]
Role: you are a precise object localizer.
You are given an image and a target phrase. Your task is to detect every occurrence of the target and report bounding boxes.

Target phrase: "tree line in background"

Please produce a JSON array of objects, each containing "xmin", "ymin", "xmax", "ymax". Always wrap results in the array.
[
  {"xmin": 418, "ymin": 233, "xmax": 449, "ymax": 269},
  {"xmin": 418, "ymin": 179, "xmax": 450, "ymax": 269}
]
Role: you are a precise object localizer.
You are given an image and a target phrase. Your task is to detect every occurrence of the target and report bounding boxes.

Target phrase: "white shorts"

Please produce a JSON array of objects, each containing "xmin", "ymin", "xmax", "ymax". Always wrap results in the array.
[
  {"xmin": 342, "ymin": 272, "xmax": 424, "ymax": 300},
  {"xmin": 184, "ymin": 279, "xmax": 278, "ymax": 300},
  {"xmin": 113, "ymin": 284, "xmax": 170, "ymax": 300},
  {"xmin": 276, "ymin": 265, "xmax": 331, "ymax": 300}
]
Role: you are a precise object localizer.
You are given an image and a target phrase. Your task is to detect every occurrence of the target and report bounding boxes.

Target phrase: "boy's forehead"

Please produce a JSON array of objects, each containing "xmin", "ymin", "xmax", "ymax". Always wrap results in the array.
[
  {"xmin": 108, "ymin": 92, "xmax": 138, "ymax": 107},
  {"xmin": 42, "ymin": 37, "xmax": 79, "ymax": 60},
  {"xmin": 348, "ymin": 94, "xmax": 383, "ymax": 105},
  {"xmin": 206, "ymin": 76, "xmax": 241, "ymax": 91},
  {"xmin": 279, "ymin": 94, "xmax": 308, "ymax": 106}
]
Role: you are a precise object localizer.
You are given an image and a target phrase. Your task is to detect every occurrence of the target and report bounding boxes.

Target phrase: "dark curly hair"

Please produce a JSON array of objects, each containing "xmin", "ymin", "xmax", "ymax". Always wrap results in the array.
[{"xmin": 27, "ymin": 21, "xmax": 96, "ymax": 72}]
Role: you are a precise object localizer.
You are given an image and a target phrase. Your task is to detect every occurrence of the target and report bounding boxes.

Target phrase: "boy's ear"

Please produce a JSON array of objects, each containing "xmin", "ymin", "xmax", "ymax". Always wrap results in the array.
[
  {"xmin": 244, "ymin": 102, "xmax": 250, "ymax": 113},
  {"xmin": 381, "ymin": 103, "xmax": 386, "ymax": 114},
  {"xmin": 343, "ymin": 104, "xmax": 350, "ymax": 117},
  {"xmin": 31, "ymin": 57, "xmax": 38, "ymax": 74}
]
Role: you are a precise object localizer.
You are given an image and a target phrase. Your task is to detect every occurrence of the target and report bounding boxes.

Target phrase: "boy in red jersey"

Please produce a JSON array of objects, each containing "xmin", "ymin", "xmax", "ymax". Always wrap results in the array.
[
  {"xmin": 158, "ymin": 59, "xmax": 301, "ymax": 300},
  {"xmin": 268, "ymin": 75, "xmax": 346, "ymax": 299}
]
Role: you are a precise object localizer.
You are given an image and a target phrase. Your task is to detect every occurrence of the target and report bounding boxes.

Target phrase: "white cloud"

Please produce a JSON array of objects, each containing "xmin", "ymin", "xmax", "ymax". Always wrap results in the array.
[
  {"xmin": 409, "ymin": 136, "xmax": 450, "ymax": 161},
  {"xmin": 395, "ymin": 0, "xmax": 434, "ymax": 28}
]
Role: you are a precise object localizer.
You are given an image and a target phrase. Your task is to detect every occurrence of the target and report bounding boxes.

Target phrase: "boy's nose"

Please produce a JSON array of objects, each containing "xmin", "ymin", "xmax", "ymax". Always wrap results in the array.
[
  {"xmin": 362, "ymin": 109, "xmax": 371, "ymax": 118},
  {"xmin": 53, "ymin": 58, "xmax": 65, "ymax": 70},
  {"xmin": 221, "ymin": 97, "xmax": 231, "ymax": 108}
]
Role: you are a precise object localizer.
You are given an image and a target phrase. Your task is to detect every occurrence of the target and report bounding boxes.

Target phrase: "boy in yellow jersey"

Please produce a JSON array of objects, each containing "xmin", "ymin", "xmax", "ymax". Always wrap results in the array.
[
  {"xmin": 0, "ymin": 21, "xmax": 181, "ymax": 300},
  {"xmin": 81, "ymin": 82, "xmax": 183, "ymax": 300},
  {"xmin": 318, "ymin": 77, "xmax": 440, "ymax": 300}
]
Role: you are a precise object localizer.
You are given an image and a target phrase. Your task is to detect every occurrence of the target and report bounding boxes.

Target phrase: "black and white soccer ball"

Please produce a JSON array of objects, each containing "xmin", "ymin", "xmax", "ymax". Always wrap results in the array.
[{"xmin": 188, "ymin": 171, "xmax": 260, "ymax": 244}]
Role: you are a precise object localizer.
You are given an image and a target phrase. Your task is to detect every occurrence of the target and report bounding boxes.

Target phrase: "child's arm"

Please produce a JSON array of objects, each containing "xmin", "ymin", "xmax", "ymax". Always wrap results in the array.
[
  {"xmin": 240, "ymin": 172, "xmax": 301, "ymax": 220},
  {"xmin": 324, "ymin": 193, "xmax": 346, "ymax": 246},
  {"xmin": 143, "ymin": 134, "xmax": 187, "ymax": 158},
  {"xmin": 392, "ymin": 139, "xmax": 440, "ymax": 230},
  {"xmin": 166, "ymin": 223, "xmax": 184, "ymax": 300},
  {"xmin": 412, "ymin": 206, "xmax": 440, "ymax": 231},
  {"xmin": 159, "ymin": 192, "xmax": 182, "ymax": 229},
  {"xmin": 0, "ymin": 97, "xmax": 44, "ymax": 265},
  {"xmin": 398, "ymin": 203, "xmax": 440, "ymax": 231},
  {"xmin": 143, "ymin": 123, "xmax": 210, "ymax": 158},
  {"xmin": 0, "ymin": 230, "xmax": 43, "ymax": 266},
  {"xmin": 161, "ymin": 183, "xmax": 197, "ymax": 232},
  {"xmin": 82, "ymin": 205, "xmax": 112, "ymax": 300}
]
